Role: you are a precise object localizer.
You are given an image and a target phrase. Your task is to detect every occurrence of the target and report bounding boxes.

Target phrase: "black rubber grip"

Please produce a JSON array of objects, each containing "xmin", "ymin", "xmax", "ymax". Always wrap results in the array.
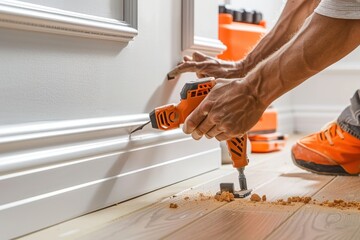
[{"xmin": 149, "ymin": 110, "xmax": 158, "ymax": 129}]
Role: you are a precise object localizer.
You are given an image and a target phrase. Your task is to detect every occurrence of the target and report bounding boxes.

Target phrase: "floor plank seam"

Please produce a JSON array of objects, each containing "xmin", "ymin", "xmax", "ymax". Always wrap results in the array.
[
  {"xmin": 159, "ymin": 173, "xmax": 286, "ymax": 239},
  {"xmin": 247, "ymin": 152, "xmax": 288, "ymax": 170},
  {"xmin": 263, "ymin": 175, "xmax": 338, "ymax": 240},
  {"xmin": 119, "ymin": 170, "xmax": 234, "ymax": 215},
  {"xmin": 249, "ymin": 174, "xmax": 285, "ymax": 191},
  {"xmin": 81, "ymin": 170, "xmax": 237, "ymax": 238},
  {"xmin": 159, "ymin": 201, "xmax": 232, "ymax": 240},
  {"xmin": 171, "ymin": 170, "xmax": 236, "ymax": 198}
]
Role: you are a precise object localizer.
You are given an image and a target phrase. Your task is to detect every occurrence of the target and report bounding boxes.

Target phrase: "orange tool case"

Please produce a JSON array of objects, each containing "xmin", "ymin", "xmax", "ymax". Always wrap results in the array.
[
  {"xmin": 249, "ymin": 108, "xmax": 277, "ymax": 134},
  {"xmin": 248, "ymin": 133, "xmax": 288, "ymax": 153},
  {"xmin": 218, "ymin": 7, "xmax": 266, "ymax": 61}
]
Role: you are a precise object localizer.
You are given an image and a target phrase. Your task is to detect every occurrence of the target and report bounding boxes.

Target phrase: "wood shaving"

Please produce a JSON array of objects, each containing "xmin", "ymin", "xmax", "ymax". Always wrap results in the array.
[
  {"xmin": 250, "ymin": 193, "xmax": 261, "ymax": 202},
  {"xmin": 214, "ymin": 191, "xmax": 235, "ymax": 202},
  {"xmin": 262, "ymin": 195, "xmax": 267, "ymax": 202},
  {"xmin": 169, "ymin": 203, "xmax": 178, "ymax": 208}
]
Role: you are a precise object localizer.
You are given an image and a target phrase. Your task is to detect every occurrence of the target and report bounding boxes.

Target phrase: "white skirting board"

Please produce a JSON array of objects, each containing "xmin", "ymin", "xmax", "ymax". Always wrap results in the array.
[
  {"xmin": 0, "ymin": 115, "xmax": 220, "ymax": 239},
  {"xmin": 276, "ymin": 105, "xmax": 345, "ymax": 134},
  {"xmin": 292, "ymin": 105, "xmax": 345, "ymax": 134},
  {"xmin": 275, "ymin": 107, "xmax": 294, "ymax": 134}
]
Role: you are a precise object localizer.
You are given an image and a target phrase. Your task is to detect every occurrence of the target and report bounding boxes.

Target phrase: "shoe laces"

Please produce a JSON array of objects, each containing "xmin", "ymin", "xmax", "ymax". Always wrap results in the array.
[{"xmin": 319, "ymin": 121, "xmax": 344, "ymax": 145}]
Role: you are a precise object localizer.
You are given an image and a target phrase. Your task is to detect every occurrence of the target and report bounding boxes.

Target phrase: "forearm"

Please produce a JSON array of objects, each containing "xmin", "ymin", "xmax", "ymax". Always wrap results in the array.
[
  {"xmin": 239, "ymin": 0, "xmax": 320, "ymax": 74},
  {"xmin": 245, "ymin": 13, "xmax": 360, "ymax": 107}
]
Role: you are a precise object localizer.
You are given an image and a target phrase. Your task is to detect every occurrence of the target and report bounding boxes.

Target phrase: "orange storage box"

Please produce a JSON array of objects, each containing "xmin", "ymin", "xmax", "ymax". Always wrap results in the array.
[
  {"xmin": 249, "ymin": 133, "xmax": 288, "ymax": 153},
  {"xmin": 218, "ymin": 13, "xmax": 266, "ymax": 61},
  {"xmin": 249, "ymin": 108, "xmax": 278, "ymax": 134}
]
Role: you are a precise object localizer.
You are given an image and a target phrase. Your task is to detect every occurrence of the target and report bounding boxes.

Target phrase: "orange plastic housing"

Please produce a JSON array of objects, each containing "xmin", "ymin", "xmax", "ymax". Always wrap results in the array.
[
  {"xmin": 226, "ymin": 134, "xmax": 249, "ymax": 168},
  {"xmin": 249, "ymin": 132, "xmax": 288, "ymax": 153},
  {"xmin": 250, "ymin": 139, "xmax": 286, "ymax": 153},
  {"xmin": 218, "ymin": 13, "xmax": 266, "ymax": 61},
  {"xmin": 249, "ymin": 108, "xmax": 277, "ymax": 134},
  {"xmin": 152, "ymin": 79, "xmax": 216, "ymax": 131}
]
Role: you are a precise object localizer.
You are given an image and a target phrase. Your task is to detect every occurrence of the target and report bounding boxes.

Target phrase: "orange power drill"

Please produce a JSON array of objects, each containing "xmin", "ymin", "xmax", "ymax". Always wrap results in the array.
[{"xmin": 131, "ymin": 77, "xmax": 252, "ymax": 198}]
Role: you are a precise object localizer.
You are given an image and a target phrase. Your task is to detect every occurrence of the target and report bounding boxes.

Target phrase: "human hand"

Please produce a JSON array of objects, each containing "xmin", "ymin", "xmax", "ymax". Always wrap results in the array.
[
  {"xmin": 183, "ymin": 78, "xmax": 267, "ymax": 141},
  {"xmin": 168, "ymin": 52, "xmax": 246, "ymax": 79}
]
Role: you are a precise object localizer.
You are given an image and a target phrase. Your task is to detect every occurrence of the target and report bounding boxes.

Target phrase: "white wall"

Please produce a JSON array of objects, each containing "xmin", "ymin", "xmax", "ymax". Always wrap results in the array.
[
  {"xmin": 0, "ymin": 1, "xmax": 182, "ymax": 124},
  {"xmin": 195, "ymin": 0, "xmax": 219, "ymax": 39},
  {"xmin": 292, "ymin": 49, "xmax": 360, "ymax": 133}
]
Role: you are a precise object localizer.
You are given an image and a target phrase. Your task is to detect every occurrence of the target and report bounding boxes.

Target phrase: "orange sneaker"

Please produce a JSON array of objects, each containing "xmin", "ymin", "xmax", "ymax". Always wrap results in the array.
[{"xmin": 292, "ymin": 122, "xmax": 360, "ymax": 175}]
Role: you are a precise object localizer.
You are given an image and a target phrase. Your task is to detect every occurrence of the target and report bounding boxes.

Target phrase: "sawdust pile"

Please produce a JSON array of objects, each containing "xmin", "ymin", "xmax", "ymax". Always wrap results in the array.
[
  {"xmin": 169, "ymin": 192, "xmax": 360, "ymax": 211},
  {"xmin": 169, "ymin": 193, "xmax": 218, "ymax": 208},
  {"xmin": 270, "ymin": 196, "xmax": 313, "ymax": 206},
  {"xmin": 198, "ymin": 193, "xmax": 213, "ymax": 201},
  {"xmin": 250, "ymin": 194, "xmax": 360, "ymax": 210},
  {"xmin": 214, "ymin": 191, "xmax": 235, "ymax": 202},
  {"xmin": 319, "ymin": 199, "xmax": 360, "ymax": 210}
]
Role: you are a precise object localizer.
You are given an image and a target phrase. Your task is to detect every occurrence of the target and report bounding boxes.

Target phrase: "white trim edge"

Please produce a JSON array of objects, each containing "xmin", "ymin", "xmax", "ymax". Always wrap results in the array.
[
  {"xmin": 0, "ymin": 0, "xmax": 138, "ymax": 42},
  {"xmin": 0, "ymin": 114, "xmax": 186, "ymax": 175},
  {"xmin": 182, "ymin": 0, "xmax": 226, "ymax": 56},
  {"xmin": 292, "ymin": 105, "xmax": 344, "ymax": 133}
]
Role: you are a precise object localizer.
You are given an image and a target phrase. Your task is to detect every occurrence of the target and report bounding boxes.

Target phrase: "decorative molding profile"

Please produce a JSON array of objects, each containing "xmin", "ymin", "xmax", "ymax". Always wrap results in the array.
[
  {"xmin": 0, "ymin": 114, "xmax": 183, "ymax": 174},
  {"xmin": 0, "ymin": 0, "xmax": 138, "ymax": 42},
  {"xmin": 182, "ymin": 0, "xmax": 226, "ymax": 56},
  {"xmin": 124, "ymin": 0, "xmax": 137, "ymax": 30},
  {"xmin": 0, "ymin": 115, "xmax": 220, "ymax": 238}
]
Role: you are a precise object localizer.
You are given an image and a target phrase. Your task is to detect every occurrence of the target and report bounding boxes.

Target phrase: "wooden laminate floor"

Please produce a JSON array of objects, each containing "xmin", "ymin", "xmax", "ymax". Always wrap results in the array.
[{"xmin": 22, "ymin": 135, "xmax": 360, "ymax": 240}]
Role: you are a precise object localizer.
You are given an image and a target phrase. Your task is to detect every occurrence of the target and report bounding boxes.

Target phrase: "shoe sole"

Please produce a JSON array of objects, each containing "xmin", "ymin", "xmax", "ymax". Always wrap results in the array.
[{"xmin": 291, "ymin": 153, "xmax": 356, "ymax": 176}]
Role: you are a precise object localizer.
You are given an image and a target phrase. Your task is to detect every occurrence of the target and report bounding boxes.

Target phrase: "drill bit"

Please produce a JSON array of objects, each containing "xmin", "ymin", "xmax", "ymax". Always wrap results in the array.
[
  {"xmin": 237, "ymin": 167, "xmax": 248, "ymax": 191},
  {"xmin": 130, "ymin": 121, "xmax": 150, "ymax": 134}
]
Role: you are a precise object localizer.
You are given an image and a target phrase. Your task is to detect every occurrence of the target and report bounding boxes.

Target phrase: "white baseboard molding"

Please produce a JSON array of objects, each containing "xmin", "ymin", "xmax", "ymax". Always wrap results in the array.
[
  {"xmin": 325, "ymin": 63, "xmax": 360, "ymax": 73},
  {"xmin": 268, "ymin": 105, "xmax": 344, "ymax": 134},
  {"xmin": 0, "ymin": 115, "xmax": 220, "ymax": 239},
  {"xmin": 292, "ymin": 105, "xmax": 344, "ymax": 134},
  {"xmin": 275, "ymin": 107, "xmax": 294, "ymax": 134}
]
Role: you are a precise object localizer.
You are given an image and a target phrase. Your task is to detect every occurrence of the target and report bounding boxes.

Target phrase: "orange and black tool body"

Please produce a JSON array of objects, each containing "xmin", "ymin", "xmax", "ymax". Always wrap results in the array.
[
  {"xmin": 149, "ymin": 77, "xmax": 249, "ymax": 169},
  {"xmin": 149, "ymin": 78, "xmax": 216, "ymax": 131},
  {"xmin": 148, "ymin": 77, "xmax": 251, "ymax": 197}
]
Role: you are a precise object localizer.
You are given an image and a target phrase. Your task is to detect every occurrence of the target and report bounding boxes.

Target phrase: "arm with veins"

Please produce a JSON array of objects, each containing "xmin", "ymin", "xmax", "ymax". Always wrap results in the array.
[
  {"xmin": 183, "ymin": 13, "xmax": 360, "ymax": 141},
  {"xmin": 240, "ymin": 0, "xmax": 321, "ymax": 75},
  {"xmin": 168, "ymin": 0, "xmax": 321, "ymax": 78},
  {"xmin": 248, "ymin": 13, "xmax": 360, "ymax": 107}
]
